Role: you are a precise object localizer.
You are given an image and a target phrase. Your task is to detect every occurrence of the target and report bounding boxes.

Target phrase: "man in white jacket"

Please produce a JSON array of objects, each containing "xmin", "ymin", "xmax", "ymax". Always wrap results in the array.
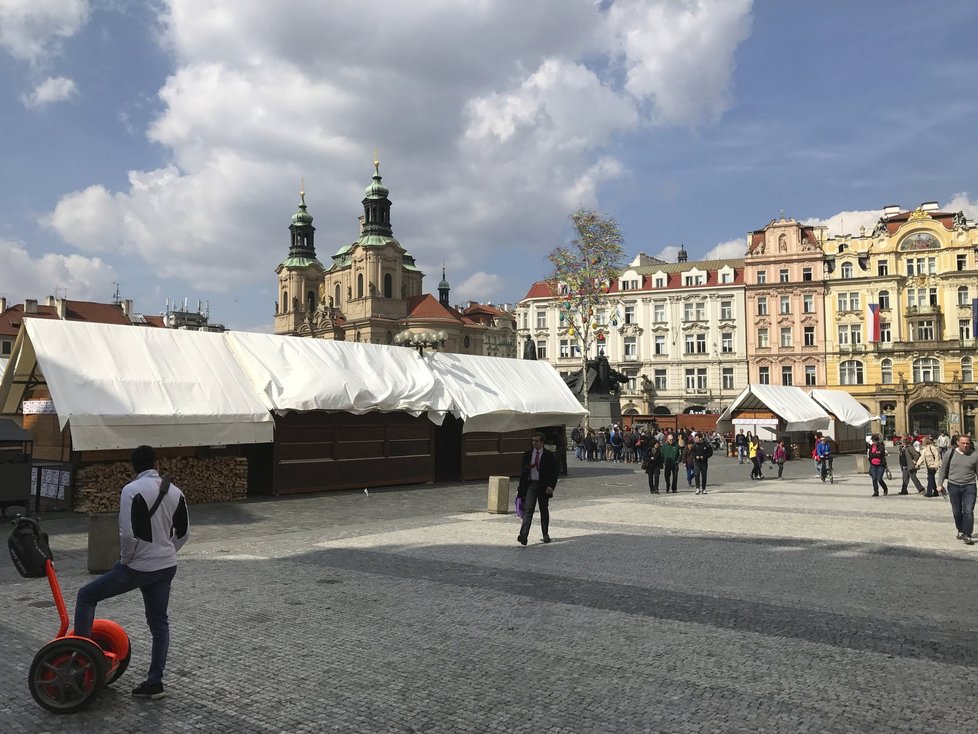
[{"xmin": 74, "ymin": 445, "xmax": 190, "ymax": 700}]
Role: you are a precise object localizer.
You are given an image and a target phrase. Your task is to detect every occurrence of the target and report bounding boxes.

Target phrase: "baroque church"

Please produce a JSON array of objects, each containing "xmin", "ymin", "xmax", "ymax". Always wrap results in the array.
[{"xmin": 273, "ymin": 160, "xmax": 517, "ymax": 357}]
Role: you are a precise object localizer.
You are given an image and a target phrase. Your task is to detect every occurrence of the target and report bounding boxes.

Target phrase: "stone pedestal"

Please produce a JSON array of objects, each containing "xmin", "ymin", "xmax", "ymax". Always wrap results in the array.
[
  {"xmin": 87, "ymin": 513, "xmax": 120, "ymax": 574},
  {"xmin": 487, "ymin": 476, "xmax": 510, "ymax": 514},
  {"xmin": 854, "ymin": 455, "xmax": 868, "ymax": 474}
]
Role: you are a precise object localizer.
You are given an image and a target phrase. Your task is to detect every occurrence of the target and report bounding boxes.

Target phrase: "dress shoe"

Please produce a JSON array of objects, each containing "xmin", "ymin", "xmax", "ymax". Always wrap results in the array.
[
  {"xmin": 517, "ymin": 534, "xmax": 527, "ymax": 546},
  {"xmin": 542, "ymin": 535, "xmax": 551, "ymax": 544}
]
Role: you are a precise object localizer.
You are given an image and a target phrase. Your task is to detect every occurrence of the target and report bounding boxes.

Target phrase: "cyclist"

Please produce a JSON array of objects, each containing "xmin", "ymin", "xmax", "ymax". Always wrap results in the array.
[{"xmin": 816, "ymin": 435, "xmax": 833, "ymax": 482}]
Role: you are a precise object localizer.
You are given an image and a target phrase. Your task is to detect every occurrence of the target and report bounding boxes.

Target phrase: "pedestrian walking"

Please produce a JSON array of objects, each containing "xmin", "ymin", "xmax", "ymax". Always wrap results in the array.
[
  {"xmin": 815, "ymin": 436, "xmax": 833, "ymax": 482},
  {"xmin": 773, "ymin": 440, "xmax": 787, "ymax": 478},
  {"xmin": 691, "ymin": 433, "xmax": 714, "ymax": 494},
  {"xmin": 917, "ymin": 435, "xmax": 941, "ymax": 497},
  {"xmin": 516, "ymin": 433, "xmax": 559, "ymax": 545},
  {"xmin": 683, "ymin": 437, "xmax": 696, "ymax": 488},
  {"xmin": 748, "ymin": 436, "xmax": 764, "ymax": 479},
  {"xmin": 937, "ymin": 434, "xmax": 978, "ymax": 545},
  {"xmin": 643, "ymin": 438, "xmax": 663, "ymax": 493},
  {"xmin": 898, "ymin": 436, "xmax": 925, "ymax": 494},
  {"xmin": 73, "ymin": 445, "xmax": 190, "ymax": 700},
  {"xmin": 867, "ymin": 434, "xmax": 889, "ymax": 496},
  {"xmin": 735, "ymin": 429, "xmax": 748, "ymax": 464},
  {"xmin": 937, "ymin": 430, "xmax": 950, "ymax": 458},
  {"xmin": 660, "ymin": 433, "xmax": 681, "ymax": 493}
]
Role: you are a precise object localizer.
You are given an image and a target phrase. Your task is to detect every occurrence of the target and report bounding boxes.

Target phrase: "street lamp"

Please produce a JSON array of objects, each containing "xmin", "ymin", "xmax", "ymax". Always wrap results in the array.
[{"xmin": 395, "ymin": 329, "xmax": 447, "ymax": 355}]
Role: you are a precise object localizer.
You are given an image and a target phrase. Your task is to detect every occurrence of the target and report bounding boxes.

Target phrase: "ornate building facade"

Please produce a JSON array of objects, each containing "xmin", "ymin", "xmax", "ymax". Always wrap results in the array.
[
  {"xmin": 273, "ymin": 162, "xmax": 516, "ymax": 357},
  {"xmin": 515, "ymin": 253, "xmax": 748, "ymax": 416}
]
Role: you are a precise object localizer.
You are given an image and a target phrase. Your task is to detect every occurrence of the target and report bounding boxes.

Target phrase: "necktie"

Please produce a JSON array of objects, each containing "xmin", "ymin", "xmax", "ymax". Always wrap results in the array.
[{"xmin": 533, "ymin": 450, "xmax": 540, "ymax": 470}]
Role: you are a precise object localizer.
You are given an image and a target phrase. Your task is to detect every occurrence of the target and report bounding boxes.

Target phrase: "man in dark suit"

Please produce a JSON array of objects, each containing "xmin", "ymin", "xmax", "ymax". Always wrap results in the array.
[{"xmin": 517, "ymin": 433, "xmax": 559, "ymax": 545}]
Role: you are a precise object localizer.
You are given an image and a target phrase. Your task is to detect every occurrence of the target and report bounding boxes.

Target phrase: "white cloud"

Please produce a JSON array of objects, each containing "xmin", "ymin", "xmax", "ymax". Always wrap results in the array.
[
  {"xmin": 22, "ymin": 75, "xmax": 78, "ymax": 108},
  {"xmin": 802, "ymin": 208, "xmax": 882, "ymax": 238},
  {"xmin": 943, "ymin": 192, "xmax": 978, "ymax": 220},
  {"xmin": 652, "ymin": 245, "xmax": 680, "ymax": 263},
  {"xmin": 705, "ymin": 238, "xmax": 746, "ymax": 260},
  {"xmin": 0, "ymin": 238, "xmax": 116, "ymax": 303},
  {"xmin": 43, "ymin": 0, "xmax": 755, "ymax": 303},
  {"xmin": 0, "ymin": 0, "xmax": 90, "ymax": 63},
  {"xmin": 453, "ymin": 271, "xmax": 504, "ymax": 304}
]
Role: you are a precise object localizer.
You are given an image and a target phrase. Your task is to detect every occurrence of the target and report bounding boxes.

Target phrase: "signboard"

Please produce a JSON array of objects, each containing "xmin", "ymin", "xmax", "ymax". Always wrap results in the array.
[
  {"xmin": 31, "ymin": 465, "xmax": 71, "ymax": 501},
  {"xmin": 23, "ymin": 399, "xmax": 56, "ymax": 415},
  {"xmin": 733, "ymin": 418, "xmax": 779, "ymax": 426}
]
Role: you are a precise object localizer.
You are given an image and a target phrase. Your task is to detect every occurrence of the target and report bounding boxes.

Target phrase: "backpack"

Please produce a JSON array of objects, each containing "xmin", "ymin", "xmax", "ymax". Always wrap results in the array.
[{"xmin": 8, "ymin": 516, "xmax": 53, "ymax": 578}]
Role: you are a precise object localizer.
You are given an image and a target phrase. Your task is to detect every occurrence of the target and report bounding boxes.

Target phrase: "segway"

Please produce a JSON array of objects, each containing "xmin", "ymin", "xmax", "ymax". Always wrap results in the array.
[{"xmin": 8, "ymin": 516, "xmax": 131, "ymax": 714}]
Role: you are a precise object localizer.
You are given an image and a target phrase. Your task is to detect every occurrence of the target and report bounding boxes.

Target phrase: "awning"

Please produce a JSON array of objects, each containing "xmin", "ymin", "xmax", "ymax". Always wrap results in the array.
[
  {"xmin": 427, "ymin": 352, "xmax": 587, "ymax": 433},
  {"xmin": 0, "ymin": 320, "xmax": 274, "ymax": 450},
  {"xmin": 808, "ymin": 389, "xmax": 874, "ymax": 428},
  {"xmin": 717, "ymin": 384, "xmax": 830, "ymax": 433}
]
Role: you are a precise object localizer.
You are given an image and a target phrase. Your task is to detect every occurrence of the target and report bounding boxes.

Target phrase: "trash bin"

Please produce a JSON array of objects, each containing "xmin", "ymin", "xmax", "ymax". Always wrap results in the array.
[
  {"xmin": 487, "ymin": 476, "xmax": 510, "ymax": 514},
  {"xmin": 87, "ymin": 513, "xmax": 119, "ymax": 574}
]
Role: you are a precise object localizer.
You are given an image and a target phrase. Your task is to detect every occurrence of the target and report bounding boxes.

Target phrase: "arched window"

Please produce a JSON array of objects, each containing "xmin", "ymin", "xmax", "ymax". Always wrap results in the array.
[
  {"xmin": 307, "ymin": 290, "xmax": 315, "ymax": 312},
  {"xmin": 958, "ymin": 285, "xmax": 970, "ymax": 306},
  {"xmin": 334, "ymin": 283, "xmax": 341, "ymax": 307},
  {"xmin": 384, "ymin": 273, "xmax": 393, "ymax": 298},
  {"xmin": 841, "ymin": 262, "xmax": 853, "ymax": 279},
  {"xmin": 963, "ymin": 357, "xmax": 974, "ymax": 382},
  {"xmin": 839, "ymin": 360, "xmax": 864, "ymax": 385},
  {"xmin": 357, "ymin": 273, "xmax": 364, "ymax": 299},
  {"xmin": 881, "ymin": 358, "xmax": 893, "ymax": 384},
  {"xmin": 282, "ymin": 290, "xmax": 288, "ymax": 311},
  {"xmin": 878, "ymin": 290, "xmax": 890, "ymax": 309},
  {"xmin": 912, "ymin": 358, "xmax": 940, "ymax": 383}
]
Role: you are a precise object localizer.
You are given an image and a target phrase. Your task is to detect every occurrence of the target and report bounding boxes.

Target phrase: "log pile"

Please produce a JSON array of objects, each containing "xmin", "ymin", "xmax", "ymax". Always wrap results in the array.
[{"xmin": 74, "ymin": 456, "xmax": 248, "ymax": 513}]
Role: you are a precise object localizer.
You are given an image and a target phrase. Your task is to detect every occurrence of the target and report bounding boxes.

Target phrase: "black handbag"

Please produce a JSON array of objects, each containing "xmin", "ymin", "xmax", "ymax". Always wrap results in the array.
[{"xmin": 8, "ymin": 516, "xmax": 53, "ymax": 578}]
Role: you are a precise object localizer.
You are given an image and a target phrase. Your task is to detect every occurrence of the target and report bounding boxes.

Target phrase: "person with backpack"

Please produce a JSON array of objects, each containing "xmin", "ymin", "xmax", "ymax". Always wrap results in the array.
[
  {"xmin": 73, "ymin": 445, "xmax": 190, "ymax": 700},
  {"xmin": 623, "ymin": 429, "xmax": 636, "ymax": 463},
  {"xmin": 917, "ymin": 435, "xmax": 942, "ymax": 497},
  {"xmin": 898, "ymin": 435, "xmax": 925, "ymax": 494},
  {"xmin": 773, "ymin": 440, "xmax": 787, "ymax": 479},
  {"xmin": 867, "ymin": 434, "xmax": 889, "ymax": 496}
]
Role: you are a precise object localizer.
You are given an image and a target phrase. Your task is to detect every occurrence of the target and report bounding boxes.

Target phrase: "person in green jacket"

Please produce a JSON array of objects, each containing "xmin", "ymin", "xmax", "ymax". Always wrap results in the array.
[{"xmin": 659, "ymin": 433, "xmax": 683, "ymax": 493}]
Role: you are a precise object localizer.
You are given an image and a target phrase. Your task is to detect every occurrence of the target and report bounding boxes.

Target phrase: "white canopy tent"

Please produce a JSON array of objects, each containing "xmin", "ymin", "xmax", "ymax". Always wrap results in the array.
[
  {"xmin": 717, "ymin": 384, "xmax": 831, "ymax": 439},
  {"xmin": 426, "ymin": 352, "xmax": 587, "ymax": 433},
  {"xmin": 0, "ymin": 320, "xmax": 274, "ymax": 451},
  {"xmin": 807, "ymin": 389, "xmax": 874, "ymax": 428}
]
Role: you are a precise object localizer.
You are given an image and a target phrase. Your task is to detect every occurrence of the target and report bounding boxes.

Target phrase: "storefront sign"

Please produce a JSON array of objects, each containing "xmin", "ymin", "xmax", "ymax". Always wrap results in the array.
[
  {"xmin": 23, "ymin": 399, "xmax": 56, "ymax": 415},
  {"xmin": 733, "ymin": 418, "xmax": 779, "ymax": 426}
]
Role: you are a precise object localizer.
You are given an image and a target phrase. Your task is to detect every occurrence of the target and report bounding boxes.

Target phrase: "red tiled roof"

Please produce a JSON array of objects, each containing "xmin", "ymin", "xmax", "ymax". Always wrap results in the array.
[
  {"xmin": 884, "ymin": 210, "xmax": 956, "ymax": 234},
  {"xmin": 522, "ymin": 281, "xmax": 553, "ymax": 300},
  {"xmin": 405, "ymin": 294, "xmax": 465, "ymax": 322},
  {"xmin": 0, "ymin": 300, "xmax": 164, "ymax": 337}
]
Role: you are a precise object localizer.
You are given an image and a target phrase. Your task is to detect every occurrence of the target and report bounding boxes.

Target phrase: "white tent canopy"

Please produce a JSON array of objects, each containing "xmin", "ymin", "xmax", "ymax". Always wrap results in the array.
[
  {"xmin": 808, "ymin": 389, "xmax": 874, "ymax": 428},
  {"xmin": 0, "ymin": 320, "xmax": 274, "ymax": 450},
  {"xmin": 717, "ymin": 384, "xmax": 831, "ymax": 433},
  {"xmin": 427, "ymin": 352, "xmax": 587, "ymax": 433},
  {"xmin": 226, "ymin": 331, "xmax": 451, "ymax": 419}
]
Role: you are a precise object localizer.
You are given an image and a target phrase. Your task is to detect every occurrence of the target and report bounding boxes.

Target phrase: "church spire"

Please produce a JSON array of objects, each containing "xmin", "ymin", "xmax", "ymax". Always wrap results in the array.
[
  {"xmin": 288, "ymin": 181, "xmax": 316, "ymax": 259},
  {"xmin": 438, "ymin": 264, "xmax": 450, "ymax": 306},
  {"xmin": 361, "ymin": 156, "xmax": 393, "ymax": 238}
]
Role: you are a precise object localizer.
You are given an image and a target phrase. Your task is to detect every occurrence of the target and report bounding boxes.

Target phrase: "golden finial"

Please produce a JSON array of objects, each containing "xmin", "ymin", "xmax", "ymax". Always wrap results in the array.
[
  {"xmin": 300, "ymin": 177, "xmax": 305, "ymax": 206},
  {"xmin": 373, "ymin": 147, "xmax": 380, "ymax": 173}
]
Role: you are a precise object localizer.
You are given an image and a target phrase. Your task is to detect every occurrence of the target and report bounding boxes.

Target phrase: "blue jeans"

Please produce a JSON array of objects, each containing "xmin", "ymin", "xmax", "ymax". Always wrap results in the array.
[
  {"xmin": 737, "ymin": 446, "xmax": 746, "ymax": 463},
  {"xmin": 868, "ymin": 465, "xmax": 888, "ymax": 495},
  {"xmin": 75, "ymin": 562, "xmax": 177, "ymax": 685},
  {"xmin": 947, "ymin": 482, "xmax": 977, "ymax": 537}
]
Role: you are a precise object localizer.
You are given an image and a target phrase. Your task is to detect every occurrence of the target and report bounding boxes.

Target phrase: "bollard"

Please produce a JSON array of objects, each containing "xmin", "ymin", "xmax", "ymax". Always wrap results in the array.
[
  {"xmin": 487, "ymin": 476, "xmax": 510, "ymax": 514},
  {"xmin": 87, "ymin": 513, "xmax": 120, "ymax": 574},
  {"xmin": 854, "ymin": 455, "xmax": 869, "ymax": 474}
]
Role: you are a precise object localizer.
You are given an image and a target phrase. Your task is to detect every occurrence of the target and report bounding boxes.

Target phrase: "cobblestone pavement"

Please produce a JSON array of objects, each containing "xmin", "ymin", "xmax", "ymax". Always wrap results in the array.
[{"xmin": 2, "ymin": 454, "xmax": 976, "ymax": 733}]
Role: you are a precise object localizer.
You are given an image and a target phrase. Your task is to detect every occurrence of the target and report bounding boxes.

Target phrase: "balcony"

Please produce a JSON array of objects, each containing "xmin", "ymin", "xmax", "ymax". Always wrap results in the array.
[
  {"xmin": 838, "ymin": 344, "xmax": 866, "ymax": 354},
  {"xmin": 906, "ymin": 304, "xmax": 941, "ymax": 316}
]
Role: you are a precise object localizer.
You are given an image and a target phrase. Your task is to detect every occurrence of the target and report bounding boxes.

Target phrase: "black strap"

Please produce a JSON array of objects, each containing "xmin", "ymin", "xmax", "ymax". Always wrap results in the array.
[{"xmin": 147, "ymin": 477, "xmax": 171, "ymax": 519}]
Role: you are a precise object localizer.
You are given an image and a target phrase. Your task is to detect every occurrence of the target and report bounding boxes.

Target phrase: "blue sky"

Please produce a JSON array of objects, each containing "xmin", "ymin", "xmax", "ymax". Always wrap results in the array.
[{"xmin": 1, "ymin": 0, "xmax": 977, "ymax": 331}]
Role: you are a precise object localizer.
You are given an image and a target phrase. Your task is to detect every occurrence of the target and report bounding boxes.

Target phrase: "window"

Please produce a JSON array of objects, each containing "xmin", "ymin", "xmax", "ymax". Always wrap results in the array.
[
  {"xmin": 696, "ymin": 333, "xmax": 707, "ymax": 353},
  {"xmin": 837, "ymin": 324, "xmax": 861, "ymax": 346},
  {"xmin": 722, "ymin": 368, "xmax": 734, "ymax": 390},
  {"xmin": 958, "ymin": 286, "xmax": 970, "ymax": 306},
  {"xmin": 963, "ymin": 357, "xmax": 974, "ymax": 382},
  {"xmin": 685, "ymin": 368, "xmax": 708, "ymax": 390},
  {"xmin": 685, "ymin": 334, "xmax": 707, "ymax": 354},
  {"xmin": 654, "ymin": 335, "xmax": 666, "ymax": 355},
  {"xmin": 654, "ymin": 369, "xmax": 667, "ymax": 390},
  {"xmin": 757, "ymin": 328, "xmax": 769, "ymax": 348},
  {"xmin": 879, "ymin": 322, "xmax": 891, "ymax": 343},
  {"xmin": 721, "ymin": 332, "xmax": 733, "ymax": 353},
  {"xmin": 620, "ymin": 278, "xmax": 639, "ymax": 291},
  {"xmin": 624, "ymin": 337, "xmax": 637, "ymax": 359},
  {"xmin": 881, "ymin": 359, "xmax": 893, "ymax": 384},
  {"xmin": 907, "ymin": 256, "xmax": 937, "ymax": 276},
  {"xmin": 759, "ymin": 366, "xmax": 770, "ymax": 384},
  {"xmin": 1, "ymin": 340, "xmax": 10, "ymax": 356},
  {"xmin": 912, "ymin": 358, "xmax": 940, "ymax": 383},
  {"xmin": 837, "ymin": 325, "xmax": 849, "ymax": 345},
  {"xmin": 654, "ymin": 303, "xmax": 666, "ymax": 322},
  {"xmin": 804, "ymin": 326, "xmax": 816, "ymax": 346},
  {"xmin": 756, "ymin": 271, "xmax": 767, "ymax": 284},
  {"xmin": 536, "ymin": 310, "xmax": 546, "ymax": 329},
  {"xmin": 779, "ymin": 268, "xmax": 790, "ymax": 283},
  {"xmin": 960, "ymin": 319, "xmax": 973, "ymax": 340},
  {"xmin": 911, "ymin": 320, "xmax": 935, "ymax": 341},
  {"xmin": 779, "ymin": 296, "xmax": 791, "ymax": 315},
  {"xmin": 877, "ymin": 259, "xmax": 889, "ymax": 277},
  {"xmin": 803, "ymin": 294, "xmax": 814, "ymax": 313},
  {"xmin": 878, "ymin": 290, "xmax": 890, "ymax": 309},
  {"xmin": 536, "ymin": 340, "xmax": 547, "ymax": 359},
  {"xmin": 559, "ymin": 339, "xmax": 571, "ymax": 358},
  {"xmin": 720, "ymin": 300, "xmax": 733, "ymax": 320},
  {"xmin": 334, "ymin": 284, "xmax": 341, "ymax": 307},
  {"xmin": 684, "ymin": 274, "xmax": 704, "ymax": 286},
  {"xmin": 757, "ymin": 297, "xmax": 768, "ymax": 316},
  {"xmin": 654, "ymin": 276, "xmax": 666, "ymax": 288},
  {"xmin": 805, "ymin": 364, "xmax": 817, "ymax": 386},
  {"xmin": 841, "ymin": 262, "xmax": 853, "ymax": 279},
  {"xmin": 837, "ymin": 292, "xmax": 860, "ymax": 312},
  {"xmin": 780, "ymin": 327, "xmax": 792, "ymax": 347},
  {"xmin": 683, "ymin": 303, "xmax": 696, "ymax": 322},
  {"xmin": 695, "ymin": 302, "xmax": 705, "ymax": 321},
  {"xmin": 839, "ymin": 360, "xmax": 864, "ymax": 385},
  {"xmin": 627, "ymin": 375, "xmax": 637, "ymax": 391},
  {"xmin": 958, "ymin": 254, "xmax": 968, "ymax": 272},
  {"xmin": 837, "ymin": 293, "xmax": 846, "ymax": 312},
  {"xmin": 685, "ymin": 334, "xmax": 695, "ymax": 353},
  {"xmin": 781, "ymin": 366, "xmax": 793, "ymax": 385},
  {"xmin": 357, "ymin": 273, "xmax": 364, "ymax": 299},
  {"xmin": 383, "ymin": 273, "xmax": 393, "ymax": 298},
  {"xmin": 802, "ymin": 267, "xmax": 813, "ymax": 281},
  {"xmin": 720, "ymin": 271, "xmax": 733, "ymax": 284},
  {"xmin": 624, "ymin": 304, "xmax": 635, "ymax": 324}
]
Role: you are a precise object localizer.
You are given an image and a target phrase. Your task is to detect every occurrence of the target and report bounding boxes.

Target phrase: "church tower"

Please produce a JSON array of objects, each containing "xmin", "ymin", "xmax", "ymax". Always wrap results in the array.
[
  {"xmin": 274, "ymin": 185, "xmax": 326, "ymax": 335},
  {"xmin": 438, "ymin": 266, "xmax": 450, "ymax": 306}
]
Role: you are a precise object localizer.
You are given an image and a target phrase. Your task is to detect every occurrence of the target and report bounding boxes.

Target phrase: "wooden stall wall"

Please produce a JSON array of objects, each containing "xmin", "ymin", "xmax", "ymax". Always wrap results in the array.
[
  {"xmin": 461, "ymin": 429, "xmax": 532, "ymax": 481},
  {"xmin": 272, "ymin": 411, "xmax": 434, "ymax": 495}
]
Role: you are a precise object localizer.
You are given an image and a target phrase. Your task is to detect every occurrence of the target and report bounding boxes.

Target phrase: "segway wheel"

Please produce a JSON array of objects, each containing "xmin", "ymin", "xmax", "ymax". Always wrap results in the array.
[
  {"xmin": 29, "ymin": 638, "xmax": 106, "ymax": 714},
  {"xmin": 89, "ymin": 619, "xmax": 131, "ymax": 685}
]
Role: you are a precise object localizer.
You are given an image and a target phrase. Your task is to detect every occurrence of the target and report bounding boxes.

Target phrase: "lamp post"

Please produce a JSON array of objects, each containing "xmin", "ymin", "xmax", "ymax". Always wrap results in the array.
[{"xmin": 395, "ymin": 329, "xmax": 447, "ymax": 355}]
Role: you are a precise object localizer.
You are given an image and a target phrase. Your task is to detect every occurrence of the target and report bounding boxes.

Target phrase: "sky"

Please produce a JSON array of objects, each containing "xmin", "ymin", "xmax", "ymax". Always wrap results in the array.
[{"xmin": 1, "ymin": 0, "xmax": 978, "ymax": 332}]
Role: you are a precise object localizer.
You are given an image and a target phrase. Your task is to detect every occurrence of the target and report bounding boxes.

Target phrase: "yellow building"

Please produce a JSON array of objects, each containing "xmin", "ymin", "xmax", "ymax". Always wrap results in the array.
[{"xmin": 823, "ymin": 202, "xmax": 978, "ymax": 436}]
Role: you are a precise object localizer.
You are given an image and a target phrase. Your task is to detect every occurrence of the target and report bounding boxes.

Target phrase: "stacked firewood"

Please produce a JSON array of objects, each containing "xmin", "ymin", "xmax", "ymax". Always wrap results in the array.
[{"xmin": 74, "ymin": 456, "xmax": 248, "ymax": 513}]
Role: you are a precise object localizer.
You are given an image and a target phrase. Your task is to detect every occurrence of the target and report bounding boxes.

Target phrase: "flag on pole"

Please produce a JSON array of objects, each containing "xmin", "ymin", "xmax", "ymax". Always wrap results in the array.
[{"xmin": 866, "ymin": 303, "xmax": 881, "ymax": 343}]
